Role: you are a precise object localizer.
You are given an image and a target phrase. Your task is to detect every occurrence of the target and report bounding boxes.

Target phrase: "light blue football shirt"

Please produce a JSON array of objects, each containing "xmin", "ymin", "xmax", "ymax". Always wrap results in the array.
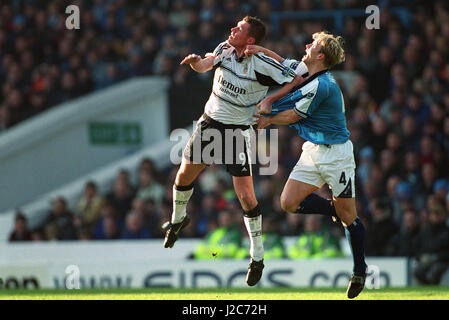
[{"xmin": 270, "ymin": 69, "xmax": 350, "ymax": 145}]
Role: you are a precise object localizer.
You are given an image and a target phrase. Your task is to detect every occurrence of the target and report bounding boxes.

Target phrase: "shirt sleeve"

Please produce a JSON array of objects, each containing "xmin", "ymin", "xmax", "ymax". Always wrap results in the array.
[
  {"xmin": 293, "ymin": 79, "xmax": 328, "ymax": 118},
  {"xmin": 206, "ymin": 41, "xmax": 231, "ymax": 67},
  {"xmin": 253, "ymin": 53, "xmax": 296, "ymax": 86},
  {"xmin": 281, "ymin": 58, "xmax": 309, "ymax": 77}
]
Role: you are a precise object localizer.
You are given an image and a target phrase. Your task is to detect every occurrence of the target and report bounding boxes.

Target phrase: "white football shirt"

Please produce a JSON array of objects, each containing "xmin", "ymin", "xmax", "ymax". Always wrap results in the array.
[
  {"xmin": 281, "ymin": 58, "xmax": 309, "ymax": 78},
  {"xmin": 203, "ymin": 41, "xmax": 307, "ymax": 125}
]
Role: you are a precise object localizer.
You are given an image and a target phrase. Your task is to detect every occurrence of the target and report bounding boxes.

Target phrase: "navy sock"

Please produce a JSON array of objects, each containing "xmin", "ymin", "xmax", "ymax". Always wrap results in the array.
[
  {"xmin": 296, "ymin": 193, "xmax": 338, "ymax": 218},
  {"xmin": 345, "ymin": 217, "xmax": 367, "ymax": 276}
]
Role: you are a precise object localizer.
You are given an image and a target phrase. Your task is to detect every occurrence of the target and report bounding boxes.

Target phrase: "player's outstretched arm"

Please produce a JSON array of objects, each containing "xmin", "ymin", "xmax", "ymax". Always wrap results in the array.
[
  {"xmin": 244, "ymin": 45, "xmax": 284, "ymax": 63},
  {"xmin": 180, "ymin": 54, "xmax": 215, "ymax": 73}
]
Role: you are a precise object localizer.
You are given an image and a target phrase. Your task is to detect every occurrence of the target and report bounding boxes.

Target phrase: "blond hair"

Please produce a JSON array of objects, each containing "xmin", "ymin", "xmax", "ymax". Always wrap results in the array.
[{"xmin": 312, "ymin": 31, "xmax": 345, "ymax": 69}]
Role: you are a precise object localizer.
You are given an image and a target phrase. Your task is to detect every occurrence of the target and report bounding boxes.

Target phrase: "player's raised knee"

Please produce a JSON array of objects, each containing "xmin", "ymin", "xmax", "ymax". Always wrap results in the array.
[{"xmin": 280, "ymin": 197, "xmax": 298, "ymax": 213}]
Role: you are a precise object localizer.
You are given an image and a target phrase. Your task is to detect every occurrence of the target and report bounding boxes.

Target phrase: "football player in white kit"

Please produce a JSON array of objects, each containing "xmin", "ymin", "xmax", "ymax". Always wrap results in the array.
[{"xmin": 163, "ymin": 16, "xmax": 306, "ymax": 286}]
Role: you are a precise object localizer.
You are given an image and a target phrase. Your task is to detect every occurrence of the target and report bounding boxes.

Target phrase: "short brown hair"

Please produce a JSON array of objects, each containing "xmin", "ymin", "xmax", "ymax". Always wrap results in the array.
[
  {"xmin": 243, "ymin": 16, "xmax": 266, "ymax": 45},
  {"xmin": 312, "ymin": 31, "xmax": 345, "ymax": 69}
]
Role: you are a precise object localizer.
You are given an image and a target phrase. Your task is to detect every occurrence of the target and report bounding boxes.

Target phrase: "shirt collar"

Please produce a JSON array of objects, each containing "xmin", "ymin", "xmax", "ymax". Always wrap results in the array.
[
  {"xmin": 289, "ymin": 69, "xmax": 329, "ymax": 94},
  {"xmin": 231, "ymin": 47, "xmax": 246, "ymax": 63}
]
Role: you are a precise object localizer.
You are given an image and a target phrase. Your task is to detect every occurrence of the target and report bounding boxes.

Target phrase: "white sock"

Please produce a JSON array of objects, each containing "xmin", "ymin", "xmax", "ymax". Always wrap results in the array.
[
  {"xmin": 171, "ymin": 185, "xmax": 194, "ymax": 224},
  {"xmin": 244, "ymin": 215, "xmax": 264, "ymax": 261}
]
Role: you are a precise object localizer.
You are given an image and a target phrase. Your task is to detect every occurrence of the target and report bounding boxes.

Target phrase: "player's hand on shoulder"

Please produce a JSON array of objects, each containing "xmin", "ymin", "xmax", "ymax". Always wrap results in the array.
[
  {"xmin": 244, "ymin": 45, "xmax": 262, "ymax": 57},
  {"xmin": 180, "ymin": 54, "xmax": 202, "ymax": 65}
]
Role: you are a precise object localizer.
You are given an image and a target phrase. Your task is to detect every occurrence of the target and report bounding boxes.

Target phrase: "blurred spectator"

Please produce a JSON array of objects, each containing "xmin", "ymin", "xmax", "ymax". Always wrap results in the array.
[
  {"xmin": 38, "ymin": 197, "xmax": 77, "ymax": 240},
  {"xmin": 419, "ymin": 135, "xmax": 436, "ymax": 165},
  {"xmin": 136, "ymin": 169, "xmax": 164, "ymax": 209},
  {"xmin": 93, "ymin": 202, "xmax": 124, "ymax": 240},
  {"xmin": 196, "ymin": 193, "xmax": 219, "ymax": 236},
  {"xmin": 385, "ymin": 131, "xmax": 404, "ymax": 155},
  {"xmin": 139, "ymin": 158, "xmax": 158, "ymax": 178},
  {"xmin": 357, "ymin": 147, "xmax": 374, "ymax": 185},
  {"xmin": 96, "ymin": 215, "xmax": 121, "ymax": 240},
  {"xmin": 9, "ymin": 212, "xmax": 32, "ymax": 242},
  {"xmin": 357, "ymin": 37, "xmax": 377, "ymax": 76},
  {"xmin": 361, "ymin": 169, "xmax": 384, "ymax": 208},
  {"xmin": 365, "ymin": 199, "xmax": 398, "ymax": 256},
  {"xmin": 121, "ymin": 211, "xmax": 151, "ymax": 239},
  {"xmin": 385, "ymin": 175, "xmax": 402, "ymax": 222},
  {"xmin": 401, "ymin": 115, "xmax": 420, "ymax": 152},
  {"xmin": 379, "ymin": 89, "xmax": 406, "ymax": 124},
  {"xmin": 422, "ymin": 163, "xmax": 438, "ymax": 196},
  {"xmin": 106, "ymin": 170, "xmax": 135, "ymax": 219},
  {"xmin": 380, "ymin": 148, "xmax": 401, "ymax": 179},
  {"xmin": 413, "ymin": 206, "xmax": 449, "ymax": 285},
  {"xmin": 404, "ymin": 151, "xmax": 424, "ymax": 194},
  {"xmin": 369, "ymin": 116, "xmax": 389, "ymax": 154},
  {"xmin": 59, "ymin": 71, "xmax": 79, "ymax": 101},
  {"xmin": 433, "ymin": 179, "xmax": 449, "ymax": 203},
  {"xmin": 131, "ymin": 197, "xmax": 159, "ymax": 236},
  {"xmin": 372, "ymin": 46, "xmax": 394, "ymax": 104},
  {"xmin": 75, "ymin": 181, "xmax": 105, "ymax": 230},
  {"xmin": 386, "ymin": 209, "xmax": 421, "ymax": 257},
  {"xmin": 404, "ymin": 93, "xmax": 430, "ymax": 127}
]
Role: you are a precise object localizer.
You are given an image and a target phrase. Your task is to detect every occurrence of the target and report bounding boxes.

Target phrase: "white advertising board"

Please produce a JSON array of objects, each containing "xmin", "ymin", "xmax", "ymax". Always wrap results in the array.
[{"xmin": 0, "ymin": 241, "xmax": 409, "ymax": 289}]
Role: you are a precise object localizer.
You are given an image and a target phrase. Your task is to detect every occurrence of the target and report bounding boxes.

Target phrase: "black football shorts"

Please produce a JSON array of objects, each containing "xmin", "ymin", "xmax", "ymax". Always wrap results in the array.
[{"xmin": 183, "ymin": 113, "xmax": 255, "ymax": 177}]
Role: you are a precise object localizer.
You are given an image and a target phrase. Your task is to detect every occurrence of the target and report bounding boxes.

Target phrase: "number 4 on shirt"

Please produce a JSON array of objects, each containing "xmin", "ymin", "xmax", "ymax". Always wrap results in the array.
[{"xmin": 339, "ymin": 172, "xmax": 347, "ymax": 185}]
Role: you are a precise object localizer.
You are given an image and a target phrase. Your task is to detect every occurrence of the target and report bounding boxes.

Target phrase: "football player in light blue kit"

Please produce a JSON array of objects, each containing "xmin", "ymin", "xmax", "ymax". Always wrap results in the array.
[{"xmin": 251, "ymin": 31, "xmax": 368, "ymax": 299}]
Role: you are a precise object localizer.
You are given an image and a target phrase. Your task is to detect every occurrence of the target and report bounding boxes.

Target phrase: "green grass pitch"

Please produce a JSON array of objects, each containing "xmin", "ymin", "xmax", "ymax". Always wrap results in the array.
[{"xmin": 1, "ymin": 287, "xmax": 449, "ymax": 300}]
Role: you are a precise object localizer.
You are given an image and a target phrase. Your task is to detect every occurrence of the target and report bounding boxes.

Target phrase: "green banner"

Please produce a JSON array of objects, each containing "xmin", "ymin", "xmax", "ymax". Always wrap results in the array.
[{"xmin": 88, "ymin": 122, "xmax": 142, "ymax": 145}]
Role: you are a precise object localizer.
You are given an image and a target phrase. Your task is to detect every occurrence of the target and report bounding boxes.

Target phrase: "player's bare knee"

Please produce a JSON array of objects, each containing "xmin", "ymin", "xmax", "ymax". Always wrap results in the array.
[
  {"xmin": 280, "ymin": 195, "xmax": 291, "ymax": 213},
  {"xmin": 175, "ymin": 171, "xmax": 186, "ymax": 186},
  {"xmin": 237, "ymin": 192, "xmax": 257, "ymax": 210},
  {"xmin": 280, "ymin": 191, "xmax": 303, "ymax": 213},
  {"xmin": 333, "ymin": 196, "xmax": 357, "ymax": 225},
  {"xmin": 175, "ymin": 167, "xmax": 194, "ymax": 186},
  {"xmin": 280, "ymin": 198, "xmax": 298, "ymax": 213},
  {"xmin": 335, "ymin": 208, "xmax": 356, "ymax": 225}
]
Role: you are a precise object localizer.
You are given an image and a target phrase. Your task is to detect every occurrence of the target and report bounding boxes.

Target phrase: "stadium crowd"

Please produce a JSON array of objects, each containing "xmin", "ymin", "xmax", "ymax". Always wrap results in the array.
[{"xmin": 4, "ymin": 0, "xmax": 449, "ymax": 283}]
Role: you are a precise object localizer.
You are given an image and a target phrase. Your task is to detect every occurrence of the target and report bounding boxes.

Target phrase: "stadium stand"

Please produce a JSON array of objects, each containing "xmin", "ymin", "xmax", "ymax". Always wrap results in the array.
[{"xmin": 1, "ymin": 0, "xmax": 449, "ymax": 284}]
